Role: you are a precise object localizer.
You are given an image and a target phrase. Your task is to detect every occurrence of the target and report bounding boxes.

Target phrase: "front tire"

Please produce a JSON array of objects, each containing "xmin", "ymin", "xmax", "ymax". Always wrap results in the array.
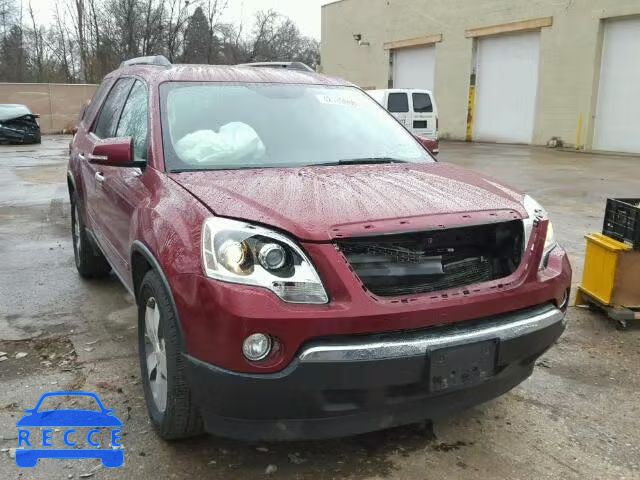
[
  {"xmin": 138, "ymin": 269, "xmax": 202, "ymax": 440},
  {"xmin": 71, "ymin": 192, "xmax": 111, "ymax": 278}
]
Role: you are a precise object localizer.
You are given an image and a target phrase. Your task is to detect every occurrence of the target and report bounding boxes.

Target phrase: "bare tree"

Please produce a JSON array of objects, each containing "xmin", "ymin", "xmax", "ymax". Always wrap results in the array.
[
  {"xmin": 2, "ymin": 1, "xmax": 320, "ymax": 83},
  {"xmin": 203, "ymin": 0, "xmax": 226, "ymax": 63},
  {"xmin": 53, "ymin": 2, "xmax": 73, "ymax": 82},
  {"xmin": 248, "ymin": 10, "xmax": 279, "ymax": 62},
  {"xmin": 26, "ymin": 2, "xmax": 44, "ymax": 80},
  {"xmin": 164, "ymin": 0, "xmax": 193, "ymax": 62},
  {"xmin": 0, "ymin": 0, "xmax": 17, "ymax": 41}
]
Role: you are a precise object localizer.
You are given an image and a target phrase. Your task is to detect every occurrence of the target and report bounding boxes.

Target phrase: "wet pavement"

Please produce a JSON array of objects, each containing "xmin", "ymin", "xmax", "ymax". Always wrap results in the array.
[{"xmin": 0, "ymin": 137, "xmax": 639, "ymax": 479}]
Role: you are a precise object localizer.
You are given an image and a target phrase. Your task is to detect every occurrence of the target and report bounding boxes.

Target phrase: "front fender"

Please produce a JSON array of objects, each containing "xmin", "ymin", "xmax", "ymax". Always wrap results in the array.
[{"xmin": 130, "ymin": 172, "xmax": 213, "ymax": 347}]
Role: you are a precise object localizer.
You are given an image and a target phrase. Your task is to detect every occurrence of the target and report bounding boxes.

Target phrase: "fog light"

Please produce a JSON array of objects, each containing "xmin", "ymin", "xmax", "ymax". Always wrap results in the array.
[{"xmin": 242, "ymin": 333, "xmax": 272, "ymax": 361}]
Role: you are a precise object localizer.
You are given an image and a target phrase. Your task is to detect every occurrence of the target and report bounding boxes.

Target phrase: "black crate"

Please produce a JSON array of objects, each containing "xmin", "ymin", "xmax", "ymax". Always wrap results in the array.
[{"xmin": 603, "ymin": 198, "xmax": 640, "ymax": 249}]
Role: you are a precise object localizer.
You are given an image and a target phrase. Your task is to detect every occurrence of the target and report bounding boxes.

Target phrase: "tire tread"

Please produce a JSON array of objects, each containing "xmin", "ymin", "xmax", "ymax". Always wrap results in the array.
[{"xmin": 139, "ymin": 270, "xmax": 202, "ymax": 440}]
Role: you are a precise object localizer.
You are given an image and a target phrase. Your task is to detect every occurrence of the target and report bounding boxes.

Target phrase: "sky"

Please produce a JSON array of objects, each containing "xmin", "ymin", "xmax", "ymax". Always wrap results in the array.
[
  {"xmin": 24, "ymin": 0, "xmax": 338, "ymax": 39},
  {"xmin": 218, "ymin": 0, "xmax": 335, "ymax": 39}
]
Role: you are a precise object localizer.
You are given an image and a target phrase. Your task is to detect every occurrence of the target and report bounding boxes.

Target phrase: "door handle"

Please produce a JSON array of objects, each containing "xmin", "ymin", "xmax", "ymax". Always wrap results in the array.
[{"xmin": 95, "ymin": 172, "xmax": 106, "ymax": 184}]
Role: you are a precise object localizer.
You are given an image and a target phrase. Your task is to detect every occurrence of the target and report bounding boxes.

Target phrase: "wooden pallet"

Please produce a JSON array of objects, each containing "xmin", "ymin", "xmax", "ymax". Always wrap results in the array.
[{"xmin": 576, "ymin": 287, "xmax": 640, "ymax": 330}]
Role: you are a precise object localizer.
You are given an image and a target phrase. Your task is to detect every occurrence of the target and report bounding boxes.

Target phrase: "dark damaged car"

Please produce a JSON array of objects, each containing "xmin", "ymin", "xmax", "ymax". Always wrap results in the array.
[{"xmin": 0, "ymin": 104, "xmax": 41, "ymax": 144}]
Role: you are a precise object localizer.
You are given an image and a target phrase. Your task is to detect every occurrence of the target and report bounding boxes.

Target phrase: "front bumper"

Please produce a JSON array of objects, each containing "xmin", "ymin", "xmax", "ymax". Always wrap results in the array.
[
  {"xmin": 0, "ymin": 125, "xmax": 40, "ymax": 144},
  {"xmin": 185, "ymin": 303, "xmax": 565, "ymax": 441}
]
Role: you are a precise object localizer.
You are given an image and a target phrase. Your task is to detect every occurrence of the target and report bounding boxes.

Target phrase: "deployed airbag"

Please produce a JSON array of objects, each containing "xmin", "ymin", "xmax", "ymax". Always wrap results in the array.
[{"xmin": 175, "ymin": 122, "xmax": 266, "ymax": 165}]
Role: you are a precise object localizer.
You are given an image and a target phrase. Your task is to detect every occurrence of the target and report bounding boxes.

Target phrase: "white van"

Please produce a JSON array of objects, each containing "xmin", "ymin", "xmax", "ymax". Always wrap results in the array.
[{"xmin": 368, "ymin": 89, "xmax": 439, "ymax": 152}]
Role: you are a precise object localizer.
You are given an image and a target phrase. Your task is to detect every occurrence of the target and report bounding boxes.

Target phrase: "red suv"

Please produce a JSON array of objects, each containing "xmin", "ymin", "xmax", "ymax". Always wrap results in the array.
[{"xmin": 67, "ymin": 56, "xmax": 571, "ymax": 441}]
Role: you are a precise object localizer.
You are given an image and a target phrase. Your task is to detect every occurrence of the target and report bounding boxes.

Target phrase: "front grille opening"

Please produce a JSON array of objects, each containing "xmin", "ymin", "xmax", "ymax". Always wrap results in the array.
[{"xmin": 336, "ymin": 220, "xmax": 524, "ymax": 297}]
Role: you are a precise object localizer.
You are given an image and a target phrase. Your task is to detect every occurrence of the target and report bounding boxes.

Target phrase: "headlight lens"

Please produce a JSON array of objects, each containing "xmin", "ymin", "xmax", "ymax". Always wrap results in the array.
[
  {"xmin": 522, "ymin": 195, "xmax": 557, "ymax": 269},
  {"xmin": 201, "ymin": 217, "xmax": 328, "ymax": 304}
]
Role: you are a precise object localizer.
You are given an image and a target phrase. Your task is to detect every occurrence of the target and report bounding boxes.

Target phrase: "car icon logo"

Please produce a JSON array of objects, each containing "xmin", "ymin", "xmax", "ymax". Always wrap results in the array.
[{"xmin": 15, "ymin": 391, "xmax": 124, "ymax": 468}]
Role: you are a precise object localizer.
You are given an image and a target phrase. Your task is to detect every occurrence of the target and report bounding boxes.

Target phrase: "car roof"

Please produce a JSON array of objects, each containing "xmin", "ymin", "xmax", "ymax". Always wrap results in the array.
[
  {"xmin": 109, "ymin": 63, "xmax": 352, "ymax": 88},
  {"xmin": 236, "ymin": 61, "xmax": 315, "ymax": 72}
]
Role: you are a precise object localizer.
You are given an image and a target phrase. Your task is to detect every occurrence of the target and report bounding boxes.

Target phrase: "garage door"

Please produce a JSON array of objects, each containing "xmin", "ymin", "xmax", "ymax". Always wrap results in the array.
[
  {"xmin": 593, "ymin": 17, "xmax": 640, "ymax": 153},
  {"xmin": 473, "ymin": 31, "xmax": 541, "ymax": 144},
  {"xmin": 393, "ymin": 46, "xmax": 435, "ymax": 91}
]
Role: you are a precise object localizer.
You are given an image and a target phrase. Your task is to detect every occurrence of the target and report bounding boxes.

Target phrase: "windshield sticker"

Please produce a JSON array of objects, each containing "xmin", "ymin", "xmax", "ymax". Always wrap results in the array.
[{"xmin": 316, "ymin": 94, "xmax": 361, "ymax": 107}]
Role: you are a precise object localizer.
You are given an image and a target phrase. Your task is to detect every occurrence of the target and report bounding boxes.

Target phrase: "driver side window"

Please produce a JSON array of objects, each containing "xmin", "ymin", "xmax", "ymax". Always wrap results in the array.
[
  {"xmin": 115, "ymin": 80, "xmax": 149, "ymax": 160},
  {"xmin": 93, "ymin": 78, "xmax": 134, "ymax": 139}
]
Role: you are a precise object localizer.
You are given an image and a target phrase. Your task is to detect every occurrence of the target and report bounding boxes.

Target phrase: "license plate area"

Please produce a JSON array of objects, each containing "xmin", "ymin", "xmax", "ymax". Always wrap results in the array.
[{"xmin": 429, "ymin": 340, "xmax": 497, "ymax": 393}]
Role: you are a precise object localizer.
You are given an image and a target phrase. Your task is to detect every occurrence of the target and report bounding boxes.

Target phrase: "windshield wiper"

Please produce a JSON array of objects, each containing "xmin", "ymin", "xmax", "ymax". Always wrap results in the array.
[{"xmin": 312, "ymin": 157, "xmax": 409, "ymax": 167}]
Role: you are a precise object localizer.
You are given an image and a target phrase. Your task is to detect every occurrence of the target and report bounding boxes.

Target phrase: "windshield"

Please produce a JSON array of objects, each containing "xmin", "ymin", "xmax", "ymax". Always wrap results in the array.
[{"xmin": 160, "ymin": 83, "xmax": 433, "ymax": 172}]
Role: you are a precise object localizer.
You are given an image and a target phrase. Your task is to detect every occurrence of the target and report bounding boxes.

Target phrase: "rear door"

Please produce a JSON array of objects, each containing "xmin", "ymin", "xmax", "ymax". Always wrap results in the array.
[
  {"xmin": 386, "ymin": 92, "xmax": 410, "ymax": 129},
  {"xmin": 410, "ymin": 92, "xmax": 437, "ymax": 138}
]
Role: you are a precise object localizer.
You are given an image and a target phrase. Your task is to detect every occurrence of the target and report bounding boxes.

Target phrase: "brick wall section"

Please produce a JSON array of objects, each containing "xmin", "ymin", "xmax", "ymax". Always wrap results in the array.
[
  {"xmin": 0, "ymin": 83, "xmax": 98, "ymax": 134},
  {"xmin": 321, "ymin": 0, "xmax": 640, "ymax": 148}
]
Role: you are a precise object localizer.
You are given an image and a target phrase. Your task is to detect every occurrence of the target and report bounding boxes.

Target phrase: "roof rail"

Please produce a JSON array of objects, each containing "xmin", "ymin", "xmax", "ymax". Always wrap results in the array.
[
  {"xmin": 120, "ymin": 55, "xmax": 171, "ymax": 68},
  {"xmin": 237, "ymin": 61, "xmax": 314, "ymax": 72}
]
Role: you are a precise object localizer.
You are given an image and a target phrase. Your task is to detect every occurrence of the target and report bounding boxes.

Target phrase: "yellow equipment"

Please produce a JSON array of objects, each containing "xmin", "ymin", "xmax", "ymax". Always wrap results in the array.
[{"xmin": 575, "ymin": 233, "xmax": 640, "ymax": 329}]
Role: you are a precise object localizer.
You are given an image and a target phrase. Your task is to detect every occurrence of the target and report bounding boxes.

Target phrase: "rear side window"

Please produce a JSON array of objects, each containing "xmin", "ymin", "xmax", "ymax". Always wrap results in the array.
[
  {"xmin": 93, "ymin": 78, "xmax": 134, "ymax": 138},
  {"xmin": 115, "ymin": 81, "xmax": 149, "ymax": 160},
  {"xmin": 387, "ymin": 93, "xmax": 409, "ymax": 113},
  {"xmin": 412, "ymin": 93, "xmax": 433, "ymax": 113}
]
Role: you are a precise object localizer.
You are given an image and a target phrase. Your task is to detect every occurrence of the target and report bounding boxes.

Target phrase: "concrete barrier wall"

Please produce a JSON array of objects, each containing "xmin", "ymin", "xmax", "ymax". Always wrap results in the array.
[{"xmin": 0, "ymin": 83, "xmax": 99, "ymax": 134}]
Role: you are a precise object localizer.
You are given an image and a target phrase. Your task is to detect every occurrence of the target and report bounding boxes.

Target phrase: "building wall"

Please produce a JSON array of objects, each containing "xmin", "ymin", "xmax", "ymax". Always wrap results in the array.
[
  {"xmin": 0, "ymin": 83, "xmax": 98, "ymax": 134},
  {"xmin": 321, "ymin": 0, "xmax": 640, "ymax": 148}
]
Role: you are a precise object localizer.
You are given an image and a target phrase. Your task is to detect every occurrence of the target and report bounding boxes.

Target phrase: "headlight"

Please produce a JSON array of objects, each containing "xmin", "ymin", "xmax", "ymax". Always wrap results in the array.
[
  {"xmin": 201, "ymin": 217, "xmax": 328, "ymax": 304},
  {"xmin": 523, "ymin": 195, "xmax": 557, "ymax": 269}
]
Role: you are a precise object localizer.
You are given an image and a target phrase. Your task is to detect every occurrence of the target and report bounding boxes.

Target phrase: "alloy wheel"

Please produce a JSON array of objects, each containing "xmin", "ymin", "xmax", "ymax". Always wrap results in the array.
[{"xmin": 144, "ymin": 297, "xmax": 167, "ymax": 412}]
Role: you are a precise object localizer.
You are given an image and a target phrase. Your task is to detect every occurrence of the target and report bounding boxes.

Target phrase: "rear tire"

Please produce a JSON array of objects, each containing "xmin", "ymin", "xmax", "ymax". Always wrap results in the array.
[
  {"xmin": 71, "ymin": 192, "xmax": 111, "ymax": 278},
  {"xmin": 138, "ymin": 269, "xmax": 202, "ymax": 440}
]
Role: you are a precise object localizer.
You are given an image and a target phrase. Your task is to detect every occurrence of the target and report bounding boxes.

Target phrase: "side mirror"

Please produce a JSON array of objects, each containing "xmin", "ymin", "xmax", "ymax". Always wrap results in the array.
[
  {"xmin": 89, "ymin": 137, "xmax": 144, "ymax": 167},
  {"xmin": 414, "ymin": 134, "xmax": 439, "ymax": 159}
]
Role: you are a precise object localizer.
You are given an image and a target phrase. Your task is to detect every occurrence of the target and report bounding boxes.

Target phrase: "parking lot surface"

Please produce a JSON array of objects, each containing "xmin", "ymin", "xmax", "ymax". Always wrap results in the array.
[{"xmin": 1, "ymin": 137, "xmax": 639, "ymax": 479}]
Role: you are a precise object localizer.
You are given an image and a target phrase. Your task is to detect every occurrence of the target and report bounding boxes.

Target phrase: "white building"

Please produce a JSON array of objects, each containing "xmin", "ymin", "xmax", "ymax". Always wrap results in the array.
[{"xmin": 321, "ymin": 0, "xmax": 640, "ymax": 153}]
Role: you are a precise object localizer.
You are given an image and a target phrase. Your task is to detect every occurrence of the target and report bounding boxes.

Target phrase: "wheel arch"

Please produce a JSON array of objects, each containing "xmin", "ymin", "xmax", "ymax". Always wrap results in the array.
[{"xmin": 131, "ymin": 241, "xmax": 186, "ymax": 347}]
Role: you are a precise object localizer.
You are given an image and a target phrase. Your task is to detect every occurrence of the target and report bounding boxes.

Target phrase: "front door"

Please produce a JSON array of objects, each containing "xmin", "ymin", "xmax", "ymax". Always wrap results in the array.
[
  {"xmin": 86, "ymin": 77, "xmax": 135, "ymax": 275},
  {"xmin": 99, "ymin": 80, "xmax": 150, "ymax": 277}
]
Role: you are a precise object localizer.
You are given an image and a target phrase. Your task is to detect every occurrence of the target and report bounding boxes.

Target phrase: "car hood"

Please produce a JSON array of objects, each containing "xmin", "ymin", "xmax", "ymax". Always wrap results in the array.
[
  {"xmin": 0, "ymin": 113, "xmax": 39, "ymax": 122},
  {"xmin": 169, "ymin": 162, "xmax": 527, "ymax": 241}
]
